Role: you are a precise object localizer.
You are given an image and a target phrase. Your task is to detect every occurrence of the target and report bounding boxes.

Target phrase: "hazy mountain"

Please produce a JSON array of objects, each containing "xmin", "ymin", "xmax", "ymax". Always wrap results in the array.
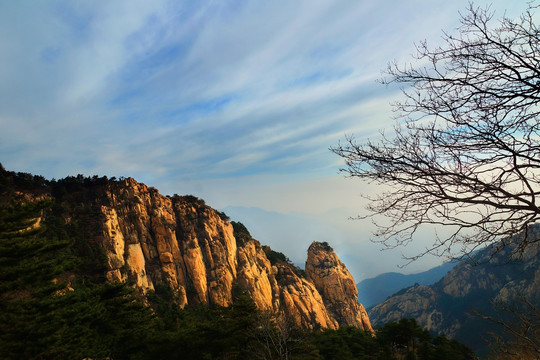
[
  {"xmin": 368, "ymin": 227, "xmax": 540, "ymax": 355},
  {"xmin": 220, "ymin": 205, "xmax": 444, "ymax": 286},
  {"xmin": 357, "ymin": 261, "xmax": 457, "ymax": 308}
]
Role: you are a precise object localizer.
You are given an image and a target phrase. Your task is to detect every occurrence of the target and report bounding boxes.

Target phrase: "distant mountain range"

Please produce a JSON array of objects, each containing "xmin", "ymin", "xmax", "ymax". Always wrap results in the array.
[
  {"xmin": 367, "ymin": 227, "xmax": 540, "ymax": 356},
  {"xmin": 356, "ymin": 261, "xmax": 457, "ymax": 308}
]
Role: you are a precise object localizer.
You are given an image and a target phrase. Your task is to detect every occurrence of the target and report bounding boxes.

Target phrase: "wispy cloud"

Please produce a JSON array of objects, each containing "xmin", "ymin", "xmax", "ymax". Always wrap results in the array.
[
  {"xmin": 1, "ymin": 0, "xmax": 523, "ymax": 181},
  {"xmin": 0, "ymin": 0, "xmax": 528, "ymax": 271}
]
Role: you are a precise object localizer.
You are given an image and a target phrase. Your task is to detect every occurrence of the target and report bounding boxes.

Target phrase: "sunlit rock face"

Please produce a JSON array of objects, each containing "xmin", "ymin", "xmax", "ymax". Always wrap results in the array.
[
  {"xmin": 5, "ymin": 173, "xmax": 374, "ymax": 331},
  {"xmin": 235, "ymin": 238, "xmax": 338, "ymax": 329},
  {"xmin": 305, "ymin": 242, "xmax": 373, "ymax": 332},
  {"xmin": 88, "ymin": 177, "xmax": 373, "ymax": 330}
]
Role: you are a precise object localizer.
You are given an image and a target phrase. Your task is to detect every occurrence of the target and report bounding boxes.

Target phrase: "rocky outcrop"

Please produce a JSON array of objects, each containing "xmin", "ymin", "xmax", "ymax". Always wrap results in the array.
[
  {"xmin": 36, "ymin": 176, "xmax": 372, "ymax": 331},
  {"xmin": 233, "ymin": 238, "xmax": 340, "ymax": 329},
  {"xmin": 368, "ymin": 285, "xmax": 444, "ymax": 333},
  {"xmin": 306, "ymin": 242, "xmax": 373, "ymax": 331}
]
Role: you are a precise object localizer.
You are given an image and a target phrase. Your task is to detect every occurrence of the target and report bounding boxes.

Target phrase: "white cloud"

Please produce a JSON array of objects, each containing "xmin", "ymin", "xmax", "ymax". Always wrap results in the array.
[{"xmin": 0, "ymin": 0, "xmax": 531, "ymax": 276}]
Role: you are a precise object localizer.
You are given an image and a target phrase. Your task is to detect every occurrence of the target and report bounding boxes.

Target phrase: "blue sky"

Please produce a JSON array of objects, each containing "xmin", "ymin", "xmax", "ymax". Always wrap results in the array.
[{"xmin": 0, "ymin": 0, "xmax": 528, "ymax": 281}]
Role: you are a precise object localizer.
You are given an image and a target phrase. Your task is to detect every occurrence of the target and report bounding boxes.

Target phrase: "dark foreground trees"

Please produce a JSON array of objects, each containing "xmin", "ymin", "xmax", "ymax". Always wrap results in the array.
[
  {"xmin": 476, "ymin": 295, "xmax": 540, "ymax": 359},
  {"xmin": 0, "ymin": 168, "xmax": 477, "ymax": 359},
  {"xmin": 311, "ymin": 319, "xmax": 475, "ymax": 360},
  {"xmin": 0, "ymin": 194, "xmax": 158, "ymax": 359},
  {"xmin": 332, "ymin": 3, "xmax": 540, "ymax": 260}
]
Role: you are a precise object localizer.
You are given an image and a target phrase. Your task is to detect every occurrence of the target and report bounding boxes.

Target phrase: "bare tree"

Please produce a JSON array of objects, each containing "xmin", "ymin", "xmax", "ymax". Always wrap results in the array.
[
  {"xmin": 251, "ymin": 311, "xmax": 296, "ymax": 360},
  {"xmin": 250, "ymin": 311, "xmax": 316, "ymax": 360},
  {"xmin": 476, "ymin": 295, "xmax": 540, "ymax": 359},
  {"xmin": 332, "ymin": 3, "xmax": 540, "ymax": 260}
]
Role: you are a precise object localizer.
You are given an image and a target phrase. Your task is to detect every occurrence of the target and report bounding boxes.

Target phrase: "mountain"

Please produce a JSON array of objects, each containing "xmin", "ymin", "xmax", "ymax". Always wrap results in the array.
[
  {"xmin": 306, "ymin": 241, "xmax": 372, "ymax": 329},
  {"xmin": 0, "ymin": 167, "xmax": 371, "ymax": 332},
  {"xmin": 368, "ymin": 228, "xmax": 540, "ymax": 354},
  {"xmin": 357, "ymin": 261, "xmax": 457, "ymax": 308}
]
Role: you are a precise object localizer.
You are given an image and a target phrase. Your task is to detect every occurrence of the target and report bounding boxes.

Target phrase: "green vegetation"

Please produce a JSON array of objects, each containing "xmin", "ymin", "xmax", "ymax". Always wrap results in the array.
[
  {"xmin": 217, "ymin": 210, "xmax": 230, "ymax": 221},
  {"xmin": 0, "ymin": 167, "xmax": 476, "ymax": 359},
  {"xmin": 0, "ymin": 171, "xmax": 157, "ymax": 359},
  {"xmin": 179, "ymin": 194, "xmax": 206, "ymax": 207},
  {"xmin": 320, "ymin": 241, "xmax": 332, "ymax": 251},
  {"xmin": 263, "ymin": 245, "xmax": 306, "ymax": 277},
  {"xmin": 311, "ymin": 319, "xmax": 475, "ymax": 360},
  {"xmin": 263, "ymin": 245, "xmax": 291, "ymax": 264},
  {"xmin": 231, "ymin": 220, "xmax": 252, "ymax": 245},
  {"xmin": 142, "ymin": 291, "xmax": 476, "ymax": 360}
]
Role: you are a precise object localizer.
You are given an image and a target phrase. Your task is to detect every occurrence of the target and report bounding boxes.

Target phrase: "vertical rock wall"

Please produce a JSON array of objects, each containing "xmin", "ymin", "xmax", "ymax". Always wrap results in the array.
[
  {"xmin": 84, "ymin": 178, "xmax": 372, "ymax": 331},
  {"xmin": 306, "ymin": 242, "xmax": 373, "ymax": 331}
]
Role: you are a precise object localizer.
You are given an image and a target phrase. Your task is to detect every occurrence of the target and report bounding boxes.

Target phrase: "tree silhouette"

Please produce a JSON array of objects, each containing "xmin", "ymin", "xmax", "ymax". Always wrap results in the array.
[{"xmin": 332, "ymin": 3, "xmax": 540, "ymax": 260}]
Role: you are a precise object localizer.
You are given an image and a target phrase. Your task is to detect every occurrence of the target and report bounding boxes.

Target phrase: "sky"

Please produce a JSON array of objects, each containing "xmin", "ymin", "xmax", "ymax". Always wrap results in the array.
[{"xmin": 0, "ymin": 0, "xmax": 529, "ymax": 282}]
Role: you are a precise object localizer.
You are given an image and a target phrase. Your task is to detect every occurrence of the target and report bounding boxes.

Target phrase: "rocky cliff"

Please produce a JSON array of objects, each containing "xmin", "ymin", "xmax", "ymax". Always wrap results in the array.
[
  {"xmin": 3, "ymin": 171, "xmax": 372, "ymax": 332},
  {"xmin": 368, "ymin": 228, "xmax": 540, "ymax": 351},
  {"xmin": 306, "ymin": 242, "xmax": 372, "ymax": 331}
]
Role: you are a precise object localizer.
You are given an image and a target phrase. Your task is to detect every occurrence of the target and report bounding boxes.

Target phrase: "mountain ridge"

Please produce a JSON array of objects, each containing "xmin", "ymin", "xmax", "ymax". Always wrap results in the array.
[
  {"xmin": 357, "ymin": 261, "xmax": 457, "ymax": 308},
  {"xmin": 0, "ymin": 167, "xmax": 372, "ymax": 332},
  {"xmin": 368, "ymin": 227, "xmax": 540, "ymax": 353}
]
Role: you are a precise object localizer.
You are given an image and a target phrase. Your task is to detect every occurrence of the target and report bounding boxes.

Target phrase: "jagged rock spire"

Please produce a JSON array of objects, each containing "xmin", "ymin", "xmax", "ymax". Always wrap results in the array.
[{"xmin": 305, "ymin": 242, "xmax": 373, "ymax": 332}]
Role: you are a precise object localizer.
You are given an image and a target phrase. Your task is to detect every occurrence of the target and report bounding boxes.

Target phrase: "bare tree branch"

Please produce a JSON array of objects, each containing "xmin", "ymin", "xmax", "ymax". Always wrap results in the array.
[
  {"xmin": 475, "ymin": 294, "xmax": 540, "ymax": 359},
  {"xmin": 331, "ymin": 3, "xmax": 540, "ymax": 260}
]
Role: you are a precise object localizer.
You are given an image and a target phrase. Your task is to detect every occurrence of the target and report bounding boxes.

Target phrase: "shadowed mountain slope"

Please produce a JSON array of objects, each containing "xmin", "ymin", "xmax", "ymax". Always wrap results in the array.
[
  {"xmin": 369, "ymin": 227, "xmax": 540, "ymax": 354},
  {"xmin": 357, "ymin": 261, "xmax": 457, "ymax": 308}
]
